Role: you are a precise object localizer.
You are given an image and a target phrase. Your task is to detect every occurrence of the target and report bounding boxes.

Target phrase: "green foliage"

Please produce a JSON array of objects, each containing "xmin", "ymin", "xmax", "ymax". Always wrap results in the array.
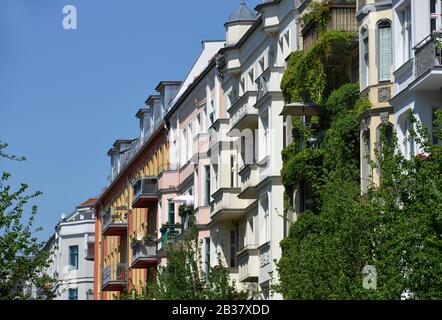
[
  {"xmin": 281, "ymin": 31, "xmax": 356, "ymax": 104},
  {"xmin": 277, "ymin": 86, "xmax": 442, "ymax": 299},
  {"xmin": 119, "ymin": 223, "xmax": 249, "ymax": 300},
  {"xmin": 0, "ymin": 141, "xmax": 56, "ymax": 300},
  {"xmin": 281, "ymin": 146, "xmax": 323, "ymax": 192},
  {"xmin": 300, "ymin": 1, "xmax": 331, "ymax": 36}
]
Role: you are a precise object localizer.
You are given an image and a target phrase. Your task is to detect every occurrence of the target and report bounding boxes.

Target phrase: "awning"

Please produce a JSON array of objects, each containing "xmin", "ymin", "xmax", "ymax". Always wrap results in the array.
[{"xmin": 170, "ymin": 194, "xmax": 194, "ymax": 205}]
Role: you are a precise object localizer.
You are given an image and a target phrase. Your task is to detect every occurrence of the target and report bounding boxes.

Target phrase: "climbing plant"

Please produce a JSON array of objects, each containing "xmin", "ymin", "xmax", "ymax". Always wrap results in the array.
[{"xmin": 277, "ymin": 1, "xmax": 442, "ymax": 299}]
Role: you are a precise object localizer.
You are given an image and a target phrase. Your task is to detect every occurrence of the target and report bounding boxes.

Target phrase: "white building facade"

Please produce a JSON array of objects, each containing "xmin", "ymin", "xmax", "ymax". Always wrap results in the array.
[
  {"xmin": 390, "ymin": 0, "xmax": 442, "ymax": 157},
  {"xmin": 209, "ymin": 0, "xmax": 299, "ymax": 299},
  {"xmin": 42, "ymin": 199, "xmax": 96, "ymax": 300}
]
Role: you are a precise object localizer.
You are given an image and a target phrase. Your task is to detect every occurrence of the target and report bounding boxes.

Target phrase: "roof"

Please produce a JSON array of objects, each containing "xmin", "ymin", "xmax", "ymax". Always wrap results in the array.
[
  {"xmin": 225, "ymin": 0, "xmax": 256, "ymax": 26},
  {"xmin": 145, "ymin": 95, "xmax": 160, "ymax": 106},
  {"xmin": 155, "ymin": 81, "xmax": 182, "ymax": 93},
  {"xmin": 78, "ymin": 198, "xmax": 97, "ymax": 207}
]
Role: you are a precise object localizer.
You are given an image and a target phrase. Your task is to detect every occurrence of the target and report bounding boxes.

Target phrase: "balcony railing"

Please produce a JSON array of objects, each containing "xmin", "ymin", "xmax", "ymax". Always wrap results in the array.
[
  {"xmin": 102, "ymin": 208, "xmax": 128, "ymax": 236},
  {"xmin": 102, "ymin": 263, "xmax": 127, "ymax": 291},
  {"xmin": 414, "ymin": 32, "xmax": 442, "ymax": 78},
  {"xmin": 228, "ymin": 91, "xmax": 258, "ymax": 132},
  {"xmin": 158, "ymin": 224, "xmax": 182, "ymax": 252},
  {"xmin": 132, "ymin": 176, "xmax": 158, "ymax": 208},
  {"xmin": 131, "ymin": 240, "xmax": 157, "ymax": 269}
]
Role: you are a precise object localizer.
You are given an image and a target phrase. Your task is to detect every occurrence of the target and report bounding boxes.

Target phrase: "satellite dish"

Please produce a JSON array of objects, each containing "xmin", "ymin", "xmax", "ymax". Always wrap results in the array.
[{"xmin": 61, "ymin": 213, "xmax": 66, "ymax": 220}]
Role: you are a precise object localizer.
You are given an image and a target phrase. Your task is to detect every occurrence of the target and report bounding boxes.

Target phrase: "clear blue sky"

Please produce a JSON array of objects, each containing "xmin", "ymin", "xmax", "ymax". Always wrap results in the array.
[{"xmin": 0, "ymin": 0, "xmax": 261, "ymax": 241}]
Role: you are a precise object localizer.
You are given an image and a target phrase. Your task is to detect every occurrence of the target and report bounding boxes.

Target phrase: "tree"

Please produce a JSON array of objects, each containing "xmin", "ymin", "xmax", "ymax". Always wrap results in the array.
[
  {"xmin": 276, "ymin": 86, "xmax": 442, "ymax": 299},
  {"xmin": 276, "ymin": 1, "xmax": 442, "ymax": 298},
  {"xmin": 120, "ymin": 212, "xmax": 250, "ymax": 300},
  {"xmin": 0, "ymin": 141, "xmax": 56, "ymax": 300}
]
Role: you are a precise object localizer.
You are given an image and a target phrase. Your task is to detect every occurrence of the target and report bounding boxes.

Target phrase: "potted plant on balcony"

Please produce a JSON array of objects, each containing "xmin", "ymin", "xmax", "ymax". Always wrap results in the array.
[
  {"xmin": 130, "ymin": 236, "xmax": 142, "ymax": 248},
  {"xmin": 143, "ymin": 234, "xmax": 157, "ymax": 247}
]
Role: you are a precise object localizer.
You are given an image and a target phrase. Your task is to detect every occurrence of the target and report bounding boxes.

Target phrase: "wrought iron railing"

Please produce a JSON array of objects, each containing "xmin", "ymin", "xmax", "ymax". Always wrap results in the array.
[
  {"xmin": 414, "ymin": 32, "xmax": 442, "ymax": 78},
  {"xmin": 102, "ymin": 263, "xmax": 127, "ymax": 286}
]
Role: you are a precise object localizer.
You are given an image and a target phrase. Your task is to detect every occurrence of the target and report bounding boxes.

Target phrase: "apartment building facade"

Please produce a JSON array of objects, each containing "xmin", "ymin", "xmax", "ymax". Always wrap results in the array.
[
  {"xmin": 94, "ymin": 82, "xmax": 180, "ymax": 300},
  {"xmin": 206, "ymin": 0, "xmax": 301, "ymax": 299},
  {"xmin": 157, "ymin": 41, "xmax": 224, "ymax": 267},
  {"xmin": 390, "ymin": 0, "xmax": 442, "ymax": 156},
  {"xmin": 356, "ymin": 0, "xmax": 395, "ymax": 192},
  {"xmin": 39, "ymin": 199, "xmax": 96, "ymax": 300}
]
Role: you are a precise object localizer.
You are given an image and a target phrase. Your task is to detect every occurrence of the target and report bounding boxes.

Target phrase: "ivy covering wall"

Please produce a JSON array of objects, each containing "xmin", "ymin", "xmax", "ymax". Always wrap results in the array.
[{"xmin": 276, "ymin": 1, "xmax": 442, "ymax": 299}]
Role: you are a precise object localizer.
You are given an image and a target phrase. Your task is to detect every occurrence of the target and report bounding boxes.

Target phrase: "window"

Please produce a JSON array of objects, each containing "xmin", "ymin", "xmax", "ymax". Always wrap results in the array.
[
  {"xmin": 259, "ymin": 194, "xmax": 270, "ymax": 245},
  {"xmin": 401, "ymin": 115, "xmax": 414, "ymax": 158},
  {"xmin": 168, "ymin": 201, "xmax": 175, "ymax": 224},
  {"xmin": 400, "ymin": 5, "xmax": 412, "ymax": 63},
  {"xmin": 246, "ymin": 216, "xmax": 254, "ymax": 245},
  {"xmin": 239, "ymin": 77, "xmax": 246, "ymax": 95},
  {"xmin": 230, "ymin": 230, "xmax": 237, "ymax": 267},
  {"xmin": 204, "ymin": 238, "xmax": 210, "ymax": 279},
  {"xmin": 284, "ymin": 30, "xmax": 290, "ymax": 52},
  {"xmin": 181, "ymin": 128, "xmax": 187, "ymax": 165},
  {"xmin": 240, "ymin": 136, "xmax": 246, "ymax": 167},
  {"xmin": 361, "ymin": 27, "xmax": 369, "ymax": 88},
  {"xmin": 196, "ymin": 114, "xmax": 201, "ymax": 136},
  {"xmin": 377, "ymin": 20, "xmax": 392, "ymax": 82},
  {"xmin": 300, "ymin": 181, "xmax": 314, "ymax": 211},
  {"xmin": 69, "ymin": 245, "xmax": 78, "ymax": 270},
  {"xmin": 202, "ymin": 106, "xmax": 207, "ymax": 133},
  {"xmin": 361, "ymin": 129, "xmax": 371, "ymax": 192},
  {"xmin": 187, "ymin": 123, "xmax": 193, "ymax": 161},
  {"xmin": 260, "ymin": 112, "xmax": 270, "ymax": 161},
  {"xmin": 430, "ymin": 0, "xmax": 442, "ymax": 32},
  {"xmin": 68, "ymin": 288, "xmax": 78, "ymax": 300},
  {"xmin": 259, "ymin": 57, "xmax": 265, "ymax": 74},
  {"xmin": 204, "ymin": 165, "xmax": 211, "ymax": 206},
  {"xmin": 248, "ymin": 69, "xmax": 255, "ymax": 90},
  {"xmin": 230, "ymin": 155, "xmax": 236, "ymax": 188}
]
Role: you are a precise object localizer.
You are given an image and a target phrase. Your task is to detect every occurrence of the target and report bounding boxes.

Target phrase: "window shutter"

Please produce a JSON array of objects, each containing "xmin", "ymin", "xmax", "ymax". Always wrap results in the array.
[{"xmin": 378, "ymin": 25, "xmax": 392, "ymax": 82}]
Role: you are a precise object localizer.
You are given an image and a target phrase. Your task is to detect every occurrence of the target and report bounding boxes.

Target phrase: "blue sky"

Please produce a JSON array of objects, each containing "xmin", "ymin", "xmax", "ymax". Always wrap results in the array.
[{"xmin": 0, "ymin": 0, "xmax": 261, "ymax": 241}]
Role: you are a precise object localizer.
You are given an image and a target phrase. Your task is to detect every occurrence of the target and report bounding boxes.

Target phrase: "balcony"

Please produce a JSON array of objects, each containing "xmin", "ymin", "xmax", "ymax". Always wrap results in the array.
[
  {"xmin": 228, "ymin": 91, "xmax": 258, "ymax": 134},
  {"xmin": 255, "ymin": 67, "xmax": 285, "ymax": 106},
  {"xmin": 131, "ymin": 240, "xmax": 157, "ymax": 269},
  {"xmin": 302, "ymin": 1, "xmax": 357, "ymax": 52},
  {"xmin": 412, "ymin": 32, "xmax": 442, "ymax": 91},
  {"xmin": 210, "ymin": 188, "xmax": 249, "ymax": 222},
  {"xmin": 102, "ymin": 208, "xmax": 127, "ymax": 237},
  {"xmin": 237, "ymin": 245, "xmax": 259, "ymax": 283},
  {"xmin": 157, "ymin": 224, "xmax": 182, "ymax": 253},
  {"xmin": 101, "ymin": 263, "xmax": 127, "ymax": 292},
  {"xmin": 132, "ymin": 176, "xmax": 158, "ymax": 208},
  {"xmin": 238, "ymin": 164, "xmax": 260, "ymax": 199},
  {"xmin": 158, "ymin": 163, "xmax": 179, "ymax": 191}
]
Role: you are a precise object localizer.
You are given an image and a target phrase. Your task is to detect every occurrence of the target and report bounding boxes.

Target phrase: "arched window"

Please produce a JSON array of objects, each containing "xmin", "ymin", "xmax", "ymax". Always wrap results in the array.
[{"xmin": 377, "ymin": 20, "xmax": 392, "ymax": 82}]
